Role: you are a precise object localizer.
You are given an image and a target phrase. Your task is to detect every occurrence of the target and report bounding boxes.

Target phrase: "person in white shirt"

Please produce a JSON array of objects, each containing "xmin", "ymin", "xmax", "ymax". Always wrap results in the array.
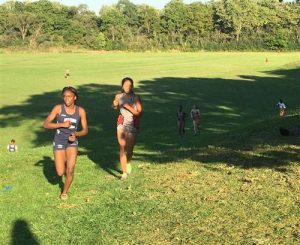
[
  {"xmin": 276, "ymin": 99, "xmax": 286, "ymax": 117},
  {"xmin": 190, "ymin": 104, "xmax": 201, "ymax": 135},
  {"xmin": 7, "ymin": 139, "xmax": 18, "ymax": 152}
]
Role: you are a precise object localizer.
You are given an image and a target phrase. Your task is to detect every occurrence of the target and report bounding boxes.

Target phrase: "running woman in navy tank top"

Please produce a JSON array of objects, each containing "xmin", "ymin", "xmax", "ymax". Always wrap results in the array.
[
  {"xmin": 43, "ymin": 87, "xmax": 88, "ymax": 200},
  {"xmin": 53, "ymin": 104, "xmax": 80, "ymax": 150}
]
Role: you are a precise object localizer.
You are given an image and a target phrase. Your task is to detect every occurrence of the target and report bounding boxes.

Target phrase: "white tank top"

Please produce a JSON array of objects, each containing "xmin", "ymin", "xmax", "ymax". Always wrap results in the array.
[{"xmin": 119, "ymin": 93, "xmax": 137, "ymax": 126}]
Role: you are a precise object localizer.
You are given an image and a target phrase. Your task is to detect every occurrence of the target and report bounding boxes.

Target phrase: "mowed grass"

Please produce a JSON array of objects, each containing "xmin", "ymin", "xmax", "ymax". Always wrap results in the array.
[{"xmin": 0, "ymin": 51, "xmax": 300, "ymax": 244}]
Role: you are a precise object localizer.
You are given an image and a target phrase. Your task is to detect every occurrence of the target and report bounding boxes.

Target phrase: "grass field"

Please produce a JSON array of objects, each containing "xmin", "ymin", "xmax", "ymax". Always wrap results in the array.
[{"xmin": 0, "ymin": 51, "xmax": 300, "ymax": 244}]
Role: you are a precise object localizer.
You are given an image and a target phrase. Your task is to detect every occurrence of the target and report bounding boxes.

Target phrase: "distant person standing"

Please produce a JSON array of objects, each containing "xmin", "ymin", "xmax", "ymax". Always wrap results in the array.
[
  {"xmin": 177, "ymin": 105, "xmax": 186, "ymax": 136},
  {"xmin": 190, "ymin": 104, "xmax": 201, "ymax": 135},
  {"xmin": 43, "ymin": 86, "xmax": 88, "ymax": 200},
  {"xmin": 276, "ymin": 99, "xmax": 286, "ymax": 117},
  {"xmin": 7, "ymin": 139, "xmax": 18, "ymax": 152},
  {"xmin": 64, "ymin": 69, "xmax": 70, "ymax": 79}
]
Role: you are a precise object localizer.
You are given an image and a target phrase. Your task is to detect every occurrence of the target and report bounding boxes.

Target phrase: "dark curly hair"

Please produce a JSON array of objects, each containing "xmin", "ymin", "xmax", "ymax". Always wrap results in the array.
[{"xmin": 62, "ymin": 86, "xmax": 78, "ymax": 101}]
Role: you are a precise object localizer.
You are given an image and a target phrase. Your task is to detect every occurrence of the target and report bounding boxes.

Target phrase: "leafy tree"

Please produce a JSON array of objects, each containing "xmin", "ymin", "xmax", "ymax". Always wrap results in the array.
[
  {"xmin": 116, "ymin": 0, "xmax": 139, "ymax": 28},
  {"xmin": 99, "ymin": 5, "xmax": 127, "ymax": 45},
  {"xmin": 11, "ymin": 12, "xmax": 39, "ymax": 41},
  {"xmin": 97, "ymin": 32, "xmax": 106, "ymax": 49},
  {"xmin": 0, "ymin": 5, "xmax": 10, "ymax": 35},
  {"xmin": 136, "ymin": 4, "xmax": 160, "ymax": 38},
  {"xmin": 257, "ymin": 0, "xmax": 299, "ymax": 49},
  {"xmin": 185, "ymin": 2, "xmax": 214, "ymax": 48},
  {"xmin": 160, "ymin": 0, "xmax": 189, "ymax": 46},
  {"xmin": 0, "ymin": 0, "xmax": 299, "ymax": 50},
  {"xmin": 213, "ymin": 0, "xmax": 259, "ymax": 43}
]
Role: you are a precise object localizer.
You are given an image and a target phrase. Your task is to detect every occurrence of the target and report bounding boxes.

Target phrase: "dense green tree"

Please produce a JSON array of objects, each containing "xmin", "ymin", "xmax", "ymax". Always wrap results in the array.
[
  {"xmin": 116, "ymin": 0, "xmax": 139, "ymax": 28},
  {"xmin": 99, "ymin": 5, "xmax": 127, "ymax": 49},
  {"xmin": 185, "ymin": 2, "xmax": 213, "ymax": 48},
  {"xmin": 256, "ymin": 0, "xmax": 299, "ymax": 49},
  {"xmin": 213, "ymin": 0, "xmax": 259, "ymax": 43},
  {"xmin": 160, "ymin": 0, "xmax": 189, "ymax": 47},
  {"xmin": 0, "ymin": 4, "xmax": 10, "ymax": 34},
  {"xmin": 11, "ymin": 13, "xmax": 39, "ymax": 41},
  {"xmin": 0, "ymin": 0, "xmax": 299, "ymax": 50},
  {"xmin": 136, "ymin": 4, "xmax": 160, "ymax": 38}
]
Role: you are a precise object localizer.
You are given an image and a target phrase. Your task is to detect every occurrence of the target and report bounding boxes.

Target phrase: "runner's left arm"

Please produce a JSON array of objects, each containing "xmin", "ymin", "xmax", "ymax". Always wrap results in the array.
[
  {"xmin": 123, "ymin": 96, "xmax": 142, "ymax": 116},
  {"xmin": 74, "ymin": 107, "xmax": 88, "ymax": 137}
]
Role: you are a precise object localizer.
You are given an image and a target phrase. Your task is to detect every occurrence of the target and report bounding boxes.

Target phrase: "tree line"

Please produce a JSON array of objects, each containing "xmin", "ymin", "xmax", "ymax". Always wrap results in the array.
[{"xmin": 0, "ymin": 0, "xmax": 299, "ymax": 51}]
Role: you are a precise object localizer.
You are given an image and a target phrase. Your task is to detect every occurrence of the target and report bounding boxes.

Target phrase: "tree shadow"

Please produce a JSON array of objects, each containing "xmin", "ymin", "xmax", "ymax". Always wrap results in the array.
[
  {"xmin": 134, "ymin": 68, "xmax": 300, "ymax": 168},
  {"xmin": 35, "ymin": 156, "xmax": 63, "ymax": 190},
  {"xmin": 0, "ymin": 66, "xmax": 299, "ymax": 170},
  {"xmin": 10, "ymin": 219, "xmax": 39, "ymax": 245},
  {"xmin": 0, "ymin": 83, "xmax": 121, "ymax": 176}
]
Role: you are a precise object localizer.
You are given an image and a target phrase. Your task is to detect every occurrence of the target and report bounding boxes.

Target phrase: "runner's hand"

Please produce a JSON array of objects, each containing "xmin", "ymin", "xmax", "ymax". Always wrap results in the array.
[
  {"xmin": 115, "ymin": 93, "xmax": 122, "ymax": 101},
  {"xmin": 63, "ymin": 120, "xmax": 72, "ymax": 128},
  {"xmin": 68, "ymin": 133, "xmax": 76, "ymax": 142},
  {"xmin": 113, "ymin": 93, "xmax": 122, "ymax": 109}
]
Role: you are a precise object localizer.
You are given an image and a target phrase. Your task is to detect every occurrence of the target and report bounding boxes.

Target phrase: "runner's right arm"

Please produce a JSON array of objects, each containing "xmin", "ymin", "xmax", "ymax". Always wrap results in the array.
[
  {"xmin": 43, "ymin": 105, "xmax": 71, "ymax": 129},
  {"xmin": 112, "ymin": 93, "xmax": 122, "ymax": 110}
]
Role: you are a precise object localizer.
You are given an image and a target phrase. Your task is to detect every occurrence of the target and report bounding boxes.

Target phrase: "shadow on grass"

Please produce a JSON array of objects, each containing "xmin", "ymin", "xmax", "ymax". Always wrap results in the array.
[
  {"xmin": 10, "ymin": 219, "xmax": 39, "ymax": 245},
  {"xmin": 0, "ymin": 66, "xmax": 299, "ymax": 170},
  {"xmin": 35, "ymin": 156, "xmax": 63, "ymax": 190}
]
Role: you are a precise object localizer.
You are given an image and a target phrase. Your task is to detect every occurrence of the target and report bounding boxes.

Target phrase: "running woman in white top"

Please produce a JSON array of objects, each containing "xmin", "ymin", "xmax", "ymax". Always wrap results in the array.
[
  {"xmin": 112, "ymin": 77, "xmax": 142, "ymax": 181},
  {"xmin": 276, "ymin": 99, "xmax": 286, "ymax": 117},
  {"xmin": 190, "ymin": 104, "xmax": 201, "ymax": 135}
]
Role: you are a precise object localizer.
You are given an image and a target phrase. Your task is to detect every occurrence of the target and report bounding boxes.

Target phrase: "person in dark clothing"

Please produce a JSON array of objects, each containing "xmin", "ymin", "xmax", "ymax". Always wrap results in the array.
[
  {"xmin": 177, "ymin": 105, "xmax": 187, "ymax": 136},
  {"xmin": 43, "ymin": 86, "xmax": 88, "ymax": 200},
  {"xmin": 279, "ymin": 126, "xmax": 300, "ymax": 136}
]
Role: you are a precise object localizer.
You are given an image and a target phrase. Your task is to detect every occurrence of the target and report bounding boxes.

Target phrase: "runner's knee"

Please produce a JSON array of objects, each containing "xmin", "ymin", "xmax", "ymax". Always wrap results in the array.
[{"xmin": 57, "ymin": 169, "xmax": 64, "ymax": 177}]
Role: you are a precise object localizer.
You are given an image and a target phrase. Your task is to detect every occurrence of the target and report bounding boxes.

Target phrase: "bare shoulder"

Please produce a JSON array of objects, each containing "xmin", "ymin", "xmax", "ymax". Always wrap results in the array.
[
  {"xmin": 52, "ymin": 104, "xmax": 62, "ymax": 113},
  {"xmin": 78, "ymin": 106, "xmax": 86, "ymax": 115},
  {"xmin": 115, "ymin": 92, "xmax": 123, "ymax": 99}
]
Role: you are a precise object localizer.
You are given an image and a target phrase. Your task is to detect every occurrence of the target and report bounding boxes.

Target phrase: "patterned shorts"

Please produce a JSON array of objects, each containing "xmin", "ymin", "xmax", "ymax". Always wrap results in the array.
[{"xmin": 53, "ymin": 138, "xmax": 78, "ymax": 151}]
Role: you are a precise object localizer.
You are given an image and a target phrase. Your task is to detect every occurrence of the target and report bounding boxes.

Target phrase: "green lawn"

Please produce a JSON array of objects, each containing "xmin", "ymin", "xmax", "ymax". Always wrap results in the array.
[{"xmin": 0, "ymin": 51, "xmax": 299, "ymax": 244}]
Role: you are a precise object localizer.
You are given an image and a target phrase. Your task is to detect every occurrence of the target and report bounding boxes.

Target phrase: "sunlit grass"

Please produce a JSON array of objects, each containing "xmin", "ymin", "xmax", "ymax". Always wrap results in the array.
[{"xmin": 0, "ymin": 51, "xmax": 299, "ymax": 244}]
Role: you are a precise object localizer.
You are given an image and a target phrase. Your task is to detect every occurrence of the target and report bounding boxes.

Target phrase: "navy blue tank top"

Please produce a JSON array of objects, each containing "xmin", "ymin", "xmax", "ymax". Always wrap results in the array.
[{"xmin": 55, "ymin": 104, "xmax": 80, "ymax": 140}]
